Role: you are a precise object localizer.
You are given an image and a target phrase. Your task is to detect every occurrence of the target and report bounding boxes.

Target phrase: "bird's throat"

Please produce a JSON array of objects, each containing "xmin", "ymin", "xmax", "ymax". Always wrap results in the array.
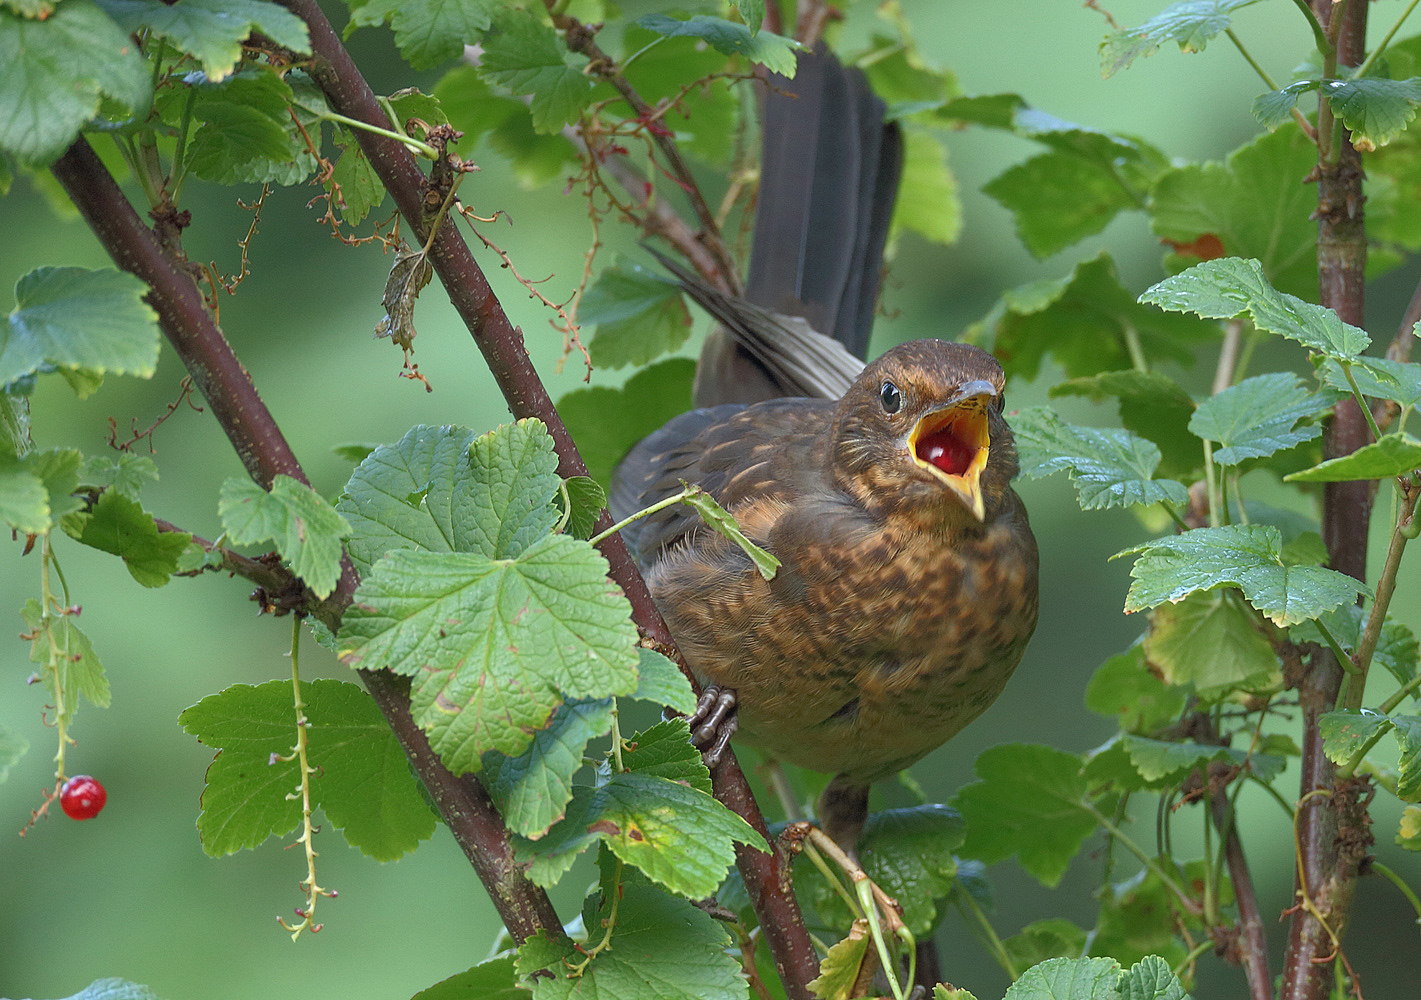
[{"xmin": 909, "ymin": 406, "xmax": 989, "ymax": 520}]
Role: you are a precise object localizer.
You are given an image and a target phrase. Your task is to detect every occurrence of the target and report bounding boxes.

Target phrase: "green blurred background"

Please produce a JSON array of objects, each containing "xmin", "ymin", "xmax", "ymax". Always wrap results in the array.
[{"xmin": 2, "ymin": 1, "xmax": 1419, "ymax": 997}]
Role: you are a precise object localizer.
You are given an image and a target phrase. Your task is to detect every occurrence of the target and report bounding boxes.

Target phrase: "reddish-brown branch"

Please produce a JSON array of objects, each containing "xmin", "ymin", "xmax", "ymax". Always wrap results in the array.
[
  {"xmin": 1212, "ymin": 792, "xmax": 1273, "ymax": 1000},
  {"xmin": 281, "ymin": 1, "xmax": 819, "ymax": 992},
  {"xmin": 49, "ymin": 136, "xmax": 563, "ymax": 947}
]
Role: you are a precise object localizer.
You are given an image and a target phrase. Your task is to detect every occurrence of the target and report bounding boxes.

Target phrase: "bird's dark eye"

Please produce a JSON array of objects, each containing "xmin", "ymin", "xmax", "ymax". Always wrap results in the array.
[{"xmin": 880, "ymin": 381, "xmax": 902, "ymax": 414}]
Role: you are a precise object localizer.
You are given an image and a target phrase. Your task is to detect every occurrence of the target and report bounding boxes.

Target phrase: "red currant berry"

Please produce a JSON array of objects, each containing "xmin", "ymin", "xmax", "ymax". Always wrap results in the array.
[{"xmin": 59, "ymin": 775, "xmax": 107, "ymax": 820}]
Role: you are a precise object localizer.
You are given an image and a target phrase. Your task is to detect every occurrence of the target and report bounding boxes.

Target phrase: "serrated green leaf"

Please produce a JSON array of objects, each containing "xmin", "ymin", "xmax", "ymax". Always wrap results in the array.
[
  {"xmin": 24, "ymin": 446, "xmax": 83, "ymax": 522},
  {"xmin": 78, "ymin": 451, "xmax": 157, "ymax": 500},
  {"xmin": 635, "ymin": 13, "xmax": 798, "ymax": 76},
  {"xmin": 1326, "ymin": 77, "xmax": 1421, "ymax": 150},
  {"xmin": 332, "ymin": 442, "xmax": 379, "ymax": 464},
  {"xmin": 1, "ymin": 267, "xmax": 160, "ymax": 389},
  {"xmin": 1102, "ymin": 0, "xmax": 1260, "ymax": 77},
  {"xmin": 559, "ymin": 475, "xmax": 605, "ymax": 540},
  {"xmin": 96, "ymin": 0, "xmax": 310, "ymax": 82},
  {"xmin": 1085, "ymin": 644, "xmax": 1187, "ymax": 733},
  {"xmin": 0, "ymin": 453, "xmax": 49, "ymax": 532},
  {"xmin": 1392, "ymin": 716, "xmax": 1421, "ymax": 800},
  {"xmin": 183, "ymin": 67, "xmax": 315, "ymax": 185},
  {"xmin": 1143, "ymin": 256, "xmax": 1369, "ymax": 357},
  {"xmin": 1189, "ymin": 372, "xmax": 1336, "ymax": 465},
  {"xmin": 328, "ymin": 133, "xmax": 383, "ymax": 225},
  {"xmin": 1053, "ymin": 372, "xmax": 1198, "ymax": 476},
  {"xmin": 481, "ymin": 8, "xmax": 592, "ymax": 133},
  {"xmin": 1119, "ymin": 524, "xmax": 1368, "ymax": 626},
  {"xmin": 388, "ymin": 86, "xmax": 449, "ymax": 129},
  {"xmin": 1285, "ymin": 433, "xmax": 1421, "ymax": 481},
  {"xmin": 1292, "ymin": 604, "xmax": 1418, "ymax": 687},
  {"xmin": 1252, "ymin": 81, "xmax": 1319, "ymax": 130},
  {"xmin": 1118, "ymin": 955, "xmax": 1191, "ymax": 1000},
  {"xmin": 1319, "ymin": 710, "xmax": 1391, "ymax": 766},
  {"xmin": 518, "ymin": 771, "xmax": 761, "ymax": 898},
  {"xmin": 1004, "ymin": 919, "xmax": 1089, "ymax": 973},
  {"xmin": 556, "ymin": 357, "xmax": 694, "ymax": 487},
  {"xmin": 465, "ymin": 419, "xmax": 563, "ymax": 559},
  {"xmin": 179, "ymin": 679, "xmax": 436, "ymax": 859},
  {"xmin": 1399, "ymin": 804, "xmax": 1421, "ymax": 849},
  {"xmin": 967, "ymin": 253, "xmax": 1214, "ymax": 381},
  {"xmin": 1149, "ymin": 126, "xmax": 1318, "ymax": 301},
  {"xmin": 482, "ymin": 698, "xmax": 614, "ymax": 839},
  {"xmin": 1122, "ymin": 735, "xmax": 1283, "ymax": 784},
  {"xmin": 411, "ymin": 957, "xmax": 530, "ymax": 1000},
  {"xmin": 1317, "ymin": 355, "xmax": 1421, "ymax": 409},
  {"xmin": 218, "ymin": 475, "xmax": 351, "ymax": 599},
  {"xmin": 680, "ymin": 487, "xmax": 780, "ymax": 579},
  {"xmin": 955, "ymin": 744, "xmax": 1094, "ymax": 887},
  {"xmin": 732, "ymin": 0, "xmax": 761, "ymax": 35},
  {"xmin": 582, "ymin": 261, "xmax": 692, "ymax": 369},
  {"xmin": 1002, "ymin": 956, "xmax": 1123, "ymax": 1000},
  {"xmin": 889, "ymin": 128, "xmax": 960, "ymax": 246},
  {"xmin": 0, "ymin": 727, "xmax": 27, "ymax": 783},
  {"xmin": 73, "ymin": 489, "xmax": 190, "ymax": 587},
  {"xmin": 64, "ymin": 979, "xmax": 167, "ymax": 1000},
  {"xmin": 631, "ymin": 646, "xmax": 697, "ymax": 715},
  {"xmin": 1144, "ymin": 590, "xmax": 1279, "ymax": 694},
  {"xmin": 21, "ymin": 598, "xmax": 109, "ymax": 726},
  {"xmin": 1011, "ymin": 407, "xmax": 1189, "ymax": 511},
  {"xmin": 622, "ymin": 718, "xmax": 711, "ymax": 793},
  {"xmin": 808, "ymin": 919, "xmax": 872, "ymax": 1000},
  {"xmin": 522, "ymin": 885, "xmax": 748, "ymax": 1000},
  {"xmin": 339, "ymin": 536, "xmax": 639, "ymax": 771},
  {"xmin": 0, "ymin": 1, "xmax": 151, "ymax": 166}
]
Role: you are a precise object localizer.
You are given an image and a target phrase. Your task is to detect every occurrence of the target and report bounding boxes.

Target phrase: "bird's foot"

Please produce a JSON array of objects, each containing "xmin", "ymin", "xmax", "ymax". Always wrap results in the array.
[{"xmin": 686, "ymin": 684, "xmax": 738, "ymax": 767}]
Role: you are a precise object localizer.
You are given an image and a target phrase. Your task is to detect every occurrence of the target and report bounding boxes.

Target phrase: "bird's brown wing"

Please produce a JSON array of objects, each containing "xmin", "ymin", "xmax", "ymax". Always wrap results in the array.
[{"xmin": 609, "ymin": 398, "xmax": 833, "ymax": 567}]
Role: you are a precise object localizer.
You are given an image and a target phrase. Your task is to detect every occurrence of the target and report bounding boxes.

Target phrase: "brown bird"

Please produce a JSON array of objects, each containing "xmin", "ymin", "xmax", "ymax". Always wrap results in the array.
[{"xmin": 610, "ymin": 50, "xmax": 1039, "ymax": 849}]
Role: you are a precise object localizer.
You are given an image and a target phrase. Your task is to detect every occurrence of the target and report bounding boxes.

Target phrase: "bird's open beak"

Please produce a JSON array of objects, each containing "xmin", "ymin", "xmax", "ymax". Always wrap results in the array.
[{"xmin": 907, "ymin": 380, "xmax": 996, "ymax": 520}]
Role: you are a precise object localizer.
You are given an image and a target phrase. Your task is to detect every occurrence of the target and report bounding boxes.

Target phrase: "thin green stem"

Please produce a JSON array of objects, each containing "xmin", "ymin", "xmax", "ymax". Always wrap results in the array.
[
  {"xmin": 1380, "ymin": 671, "xmax": 1421, "ymax": 715},
  {"xmin": 1338, "ymin": 719, "xmax": 1393, "ymax": 780},
  {"xmin": 1343, "ymin": 481, "xmax": 1419, "ymax": 712},
  {"xmin": 802, "ymin": 842, "xmax": 864, "ymax": 920},
  {"xmin": 1369, "ymin": 860, "xmax": 1421, "ymax": 929},
  {"xmin": 1337, "ymin": 361, "xmax": 1384, "ymax": 442},
  {"xmin": 1164, "ymin": 504, "xmax": 1191, "ymax": 532},
  {"xmin": 618, "ymin": 35, "xmax": 666, "ymax": 73},
  {"xmin": 1203, "ymin": 440, "xmax": 1221, "ymax": 528},
  {"xmin": 609, "ymin": 702, "xmax": 625, "ymax": 772},
  {"xmin": 588, "ymin": 485, "xmax": 696, "ymax": 546},
  {"xmin": 856, "ymin": 878, "xmax": 905, "ymax": 1000},
  {"xmin": 1289, "ymin": 0, "xmax": 1335, "ymax": 56},
  {"xmin": 1086, "ymin": 802, "xmax": 1203, "ymax": 917},
  {"xmin": 1227, "ymin": 28, "xmax": 1279, "ymax": 90},
  {"xmin": 1354, "ymin": 0, "xmax": 1421, "ymax": 79},
  {"xmin": 1173, "ymin": 936, "xmax": 1217, "ymax": 981},
  {"xmin": 319, "ymin": 109, "xmax": 438, "ymax": 159},
  {"xmin": 954, "ymin": 880, "xmax": 1017, "ymax": 979},
  {"xmin": 1122, "ymin": 321, "xmax": 1149, "ymax": 374},
  {"xmin": 169, "ymin": 86, "xmax": 198, "ymax": 203}
]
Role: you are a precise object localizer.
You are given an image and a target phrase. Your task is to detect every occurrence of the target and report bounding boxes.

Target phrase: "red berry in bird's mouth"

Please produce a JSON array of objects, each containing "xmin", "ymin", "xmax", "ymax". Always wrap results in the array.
[
  {"xmin": 915, "ymin": 427, "xmax": 976, "ymax": 477},
  {"xmin": 59, "ymin": 775, "xmax": 106, "ymax": 820}
]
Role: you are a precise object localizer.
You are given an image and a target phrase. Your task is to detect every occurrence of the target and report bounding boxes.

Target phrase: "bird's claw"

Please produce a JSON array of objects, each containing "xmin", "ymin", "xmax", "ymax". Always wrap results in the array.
[{"xmin": 686, "ymin": 684, "xmax": 738, "ymax": 767}]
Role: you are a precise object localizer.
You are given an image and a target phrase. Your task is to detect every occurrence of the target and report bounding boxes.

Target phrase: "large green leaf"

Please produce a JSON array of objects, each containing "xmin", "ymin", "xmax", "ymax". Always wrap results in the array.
[
  {"xmin": 582, "ymin": 260, "xmax": 692, "ymax": 369},
  {"xmin": 218, "ymin": 475, "xmax": 351, "ymax": 600},
  {"xmin": 96, "ymin": 0, "xmax": 309, "ymax": 82},
  {"xmin": 1143, "ymin": 590, "xmax": 1279, "ymax": 694},
  {"xmin": 0, "ymin": 1, "xmax": 150, "ymax": 166},
  {"xmin": 1085, "ymin": 644, "xmax": 1187, "ymax": 734},
  {"xmin": 1285, "ymin": 433, "xmax": 1421, "ymax": 481},
  {"xmin": 1050, "ymin": 370, "xmax": 1198, "ymax": 478},
  {"xmin": 1, "ymin": 267, "xmax": 160, "ymax": 390},
  {"xmin": 1117, "ymin": 523, "xmax": 1369, "ymax": 626},
  {"xmin": 1188, "ymin": 372, "xmax": 1337, "ymax": 466},
  {"xmin": 410, "ymin": 957, "xmax": 530, "ymax": 1000},
  {"xmin": 1317, "ymin": 355, "xmax": 1421, "ymax": 409},
  {"xmin": 480, "ymin": 7, "xmax": 592, "ymax": 132},
  {"xmin": 889, "ymin": 127, "xmax": 962, "ymax": 246},
  {"xmin": 1011, "ymin": 407, "xmax": 1189, "ymax": 511},
  {"xmin": 71, "ymin": 490, "xmax": 190, "ymax": 587}
]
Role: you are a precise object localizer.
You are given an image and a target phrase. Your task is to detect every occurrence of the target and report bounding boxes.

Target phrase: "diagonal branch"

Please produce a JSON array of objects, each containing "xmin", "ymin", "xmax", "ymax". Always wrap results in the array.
[
  {"xmin": 48, "ymin": 136, "xmax": 564, "ymax": 946},
  {"xmin": 280, "ymin": 2, "xmax": 819, "ymax": 994}
]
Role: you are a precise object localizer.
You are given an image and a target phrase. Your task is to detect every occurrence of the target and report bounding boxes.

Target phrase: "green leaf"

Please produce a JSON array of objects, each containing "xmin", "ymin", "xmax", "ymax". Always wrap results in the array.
[
  {"xmin": 634, "ymin": 13, "xmax": 799, "ymax": 76},
  {"xmin": 1317, "ymin": 355, "xmax": 1421, "ymax": 409},
  {"xmin": 955, "ymin": 744, "xmax": 1094, "ymax": 887},
  {"xmin": 1143, "ymin": 591, "xmax": 1279, "ymax": 694},
  {"xmin": 78, "ymin": 451, "xmax": 157, "ymax": 500},
  {"xmin": 1053, "ymin": 371, "xmax": 1198, "ymax": 478},
  {"xmin": 967, "ymin": 253, "xmax": 1214, "ymax": 381},
  {"xmin": 337, "ymin": 421, "xmax": 560, "ymax": 576},
  {"xmin": 1252, "ymin": 81, "xmax": 1319, "ymax": 130},
  {"xmin": 1327, "ymin": 77, "xmax": 1421, "ymax": 150},
  {"xmin": 480, "ymin": 8, "xmax": 592, "ymax": 133},
  {"xmin": 1002, "ymin": 956, "xmax": 1123, "ymax": 1000},
  {"xmin": 0, "ymin": 1, "xmax": 150, "ymax": 166},
  {"xmin": 0, "ymin": 727, "xmax": 26, "ymax": 783},
  {"xmin": 338, "ymin": 536, "xmax": 640, "ymax": 772},
  {"xmin": 631, "ymin": 646, "xmax": 697, "ymax": 716},
  {"xmin": 95, "ymin": 0, "xmax": 310, "ymax": 82},
  {"xmin": 1399, "ymin": 804, "xmax": 1421, "ymax": 850},
  {"xmin": 1189, "ymin": 372, "xmax": 1336, "ymax": 465},
  {"xmin": 556, "ymin": 358, "xmax": 694, "ymax": 487},
  {"xmin": 182, "ymin": 67, "xmax": 313, "ymax": 185},
  {"xmin": 1392, "ymin": 716, "xmax": 1421, "ymax": 800},
  {"xmin": 808, "ymin": 919, "xmax": 872, "ymax": 1000},
  {"xmin": 0, "ymin": 453, "xmax": 47, "ymax": 532},
  {"xmin": 328, "ymin": 133, "xmax": 383, "ymax": 225},
  {"xmin": 21, "ymin": 598, "xmax": 110, "ymax": 727},
  {"xmin": 1117, "ymin": 524, "xmax": 1369, "ymax": 626},
  {"xmin": 558, "ymin": 475, "xmax": 605, "ymax": 540},
  {"xmin": 1148, "ymin": 126, "xmax": 1319, "ymax": 301},
  {"xmin": 65, "ymin": 979, "xmax": 168, "ymax": 1000},
  {"xmin": 1142, "ymin": 257, "xmax": 1369, "ymax": 356},
  {"xmin": 218, "ymin": 475, "xmax": 351, "ymax": 600},
  {"xmin": 1003, "ymin": 919, "xmax": 1089, "ymax": 973},
  {"xmin": 1122, "ymin": 735, "xmax": 1283, "ymax": 785},
  {"xmin": 486, "ymin": 105, "xmax": 580, "ymax": 187},
  {"xmin": 1285, "ymin": 433, "xmax": 1421, "ymax": 481},
  {"xmin": 1011, "ymin": 407, "xmax": 1189, "ymax": 511},
  {"xmin": 389, "ymin": 0, "xmax": 493, "ymax": 71},
  {"xmin": 518, "ymin": 771, "xmax": 761, "ymax": 898},
  {"xmin": 1085, "ymin": 644, "xmax": 1187, "ymax": 733},
  {"xmin": 858, "ymin": 805, "xmax": 965, "ymax": 936},
  {"xmin": 1, "ymin": 267, "xmax": 160, "ymax": 389},
  {"xmin": 680, "ymin": 487, "xmax": 780, "ymax": 579},
  {"xmin": 582, "ymin": 261, "xmax": 692, "ymax": 369},
  {"xmin": 521, "ymin": 885, "xmax": 748, "ymax": 1000},
  {"xmin": 482, "ymin": 698, "xmax": 615, "ymax": 839},
  {"xmin": 23, "ymin": 446, "xmax": 84, "ymax": 525},
  {"xmin": 73, "ymin": 490, "xmax": 190, "ymax": 587},
  {"xmin": 179, "ymin": 679, "xmax": 436, "ymax": 859},
  {"xmin": 622, "ymin": 718, "xmax": 711, "ymax": 793},
  {"xmin": 1117, "ymin": 955, "xmax": 1191, "ymax": 1000},
  {"xmin": 410, "ymin": 957, "xmax": 530, "ymax": 1000},
  {"xmin": 732, "ymin": 0, "xmax": 762, "ymax": 36},
  {"xmin": 1293, "ymin": 604, "xmax": 1418, "ymax": 687},
  {"xmin": 1091, "ymin": 869, "xmax": 1188, "ymax": 969},
  {"xmin": 1319, "ymin": 710, "xmax": 1392, "ymax": 766},
  {"xmin": 1102, "ymin": 0, "xmax": 1261, "ymax": 77},
  {"xmin": 889, "ymin": 128, "xmax": 961, "ymax": 246}
]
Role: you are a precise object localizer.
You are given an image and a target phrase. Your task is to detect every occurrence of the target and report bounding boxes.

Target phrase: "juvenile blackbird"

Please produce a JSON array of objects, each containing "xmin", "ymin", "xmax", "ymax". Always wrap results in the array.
[{"xmin": 610, "ymin": 50, "xmax": 1039, "ymax": 847}]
